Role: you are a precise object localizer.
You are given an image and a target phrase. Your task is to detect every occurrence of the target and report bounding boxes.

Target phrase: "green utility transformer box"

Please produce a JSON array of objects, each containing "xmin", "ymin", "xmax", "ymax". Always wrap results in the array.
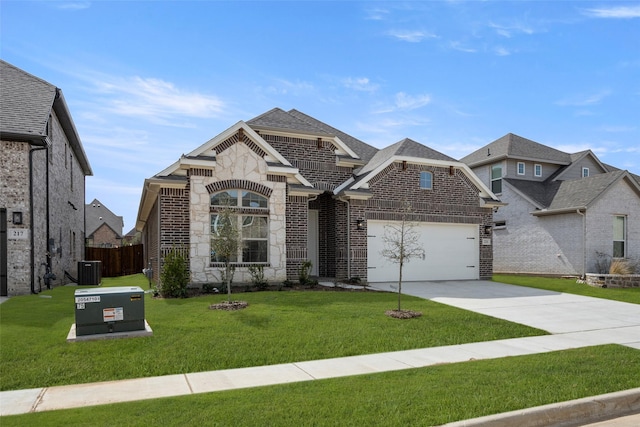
[{"xmin": 74, "ymin": 287, "xmax": 145, "ymax": 336}]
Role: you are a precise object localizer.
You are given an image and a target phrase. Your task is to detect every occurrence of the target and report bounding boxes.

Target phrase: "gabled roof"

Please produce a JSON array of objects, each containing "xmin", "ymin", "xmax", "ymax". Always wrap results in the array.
[
  {"xmin": 246, "ymin": 108, "xmax": 362, "ymax": 160},
  {"xmin": 460, "ymin": 133, "xmax": 571, "ymax": 168},
  {"xmin": 286, "ymin": 109, "xmax": 379, "ymax": 162},
  {"xmin": 504, "ymin": 178, "xmax": 561, "ymax": 209},
  {"xmin": 247, "ymin": 107, "xmax": 332, "ymax": 137},
  {"xmin": 358, "ymin": 138, "xmax": 455, "ymax": 177},
  {"xmin": 532, "ymin": 170, "xmax": 640, "ymax": 216},
  {"xmin": 0, "ymin": 60, "xmax": 92, "ymax": 175},
  {"xmin": 85, "ymin": 199, "xmax": 124, "ymax": 238},
  {"xmin": 339, "ymin": 138, "xmax": 502, "ymax": 205}
]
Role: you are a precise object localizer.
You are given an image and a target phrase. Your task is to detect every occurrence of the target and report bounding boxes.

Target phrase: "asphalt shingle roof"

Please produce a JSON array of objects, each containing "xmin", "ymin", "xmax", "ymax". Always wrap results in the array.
[
  {"xmin": 460, "ymin": 133, "xmax": 571, "ymax": 167},
  {"xmin": 358, "ymin": 138, "xmax": 455, "ymax": 176},
  {"xmin": 546, "ymin": 170, "xmax": 628, "ymax": 210},
  {"xmin": 286, "ymin": 109, "xmax": 379, "ymax": 162},
  {"xmin": 0, "ymin": 59, "xmax": 57, "ymax": 138},
  {"xmin": 504, "ymin": 178, "xmax": 561, "ymax": 208},
  {"xmin": 85, "ymin": 199, "xmax": 124, "ymax": 238},
  {"xmin": 247, "ymin": 107, "xmax": 332, "ymax": 137}
]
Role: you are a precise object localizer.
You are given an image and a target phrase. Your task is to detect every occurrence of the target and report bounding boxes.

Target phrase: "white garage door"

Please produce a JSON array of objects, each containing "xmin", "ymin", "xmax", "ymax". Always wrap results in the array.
[{"xmin": 367, "ymin": 221, "xmax": 479, "ymax": 282}]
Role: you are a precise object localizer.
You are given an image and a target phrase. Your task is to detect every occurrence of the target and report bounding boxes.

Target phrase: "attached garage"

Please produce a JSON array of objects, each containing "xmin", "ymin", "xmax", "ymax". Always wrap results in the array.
[{"xmin": 367, "ymin": 221, "xmax": 479, "ymax": 282}]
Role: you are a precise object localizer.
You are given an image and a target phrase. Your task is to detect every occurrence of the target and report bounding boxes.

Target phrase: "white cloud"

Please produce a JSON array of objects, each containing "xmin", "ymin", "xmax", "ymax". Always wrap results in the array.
[
  {"xmin": 264, "ymin": 78, "xmax": 315, "ymax": 96},
  {"xmin": 583, "ymin": 5, "xmax": 640, "ymax": 19},
  {"xmin": 365, "ymin": 7, "xmax": 389, "ymax": 21},
  {"xmin": 489, "ymin": 22, "xmax": 535, "ymax": 37},
  {"xmin": 94, "ymin": 76, "xmax": 225, "ymax": 121},
  {"xmin": 55, "ymin": 2, "xmax": 91, "ymax": 10},
  {"xmin": 387, "ymin": 30, "xmax": 437, "ymax": 42},
  {"xmin": 556, "ymin": 90, "xmax": 612, "ymax": 107},
  {"xmin": 449, "ymin": 41, "xmax": 477, "ymax": 53},
  {"xmin": 494, "ymin": 46, "xmax": 512, "ymax": 56},
  {"xmin": 394, "ymin": 92, "xmax": 431, "ymax": 110},
  {"xmin": 342, "ymin": 77, "xmax": 379, "ymax": 92}
]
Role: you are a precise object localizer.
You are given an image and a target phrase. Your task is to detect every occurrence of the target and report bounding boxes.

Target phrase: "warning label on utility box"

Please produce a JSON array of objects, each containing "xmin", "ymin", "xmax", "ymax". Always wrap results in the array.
[{"xmin": 103, "ymin": 307, "xmax": 124, "ymax": 322}]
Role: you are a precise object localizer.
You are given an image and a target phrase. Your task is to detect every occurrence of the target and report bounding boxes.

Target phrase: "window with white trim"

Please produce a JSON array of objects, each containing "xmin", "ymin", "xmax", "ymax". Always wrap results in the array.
[
  {"xmin": 419, "ymin": 171, "xmax": 432, "ymax": 190},
  {"xmin": 517, "ymin": 162, "xmax": 525, "ymax": 175},
  {"xmin": 613, "ymin": 215, "xmax": 626, "ymax": 258},
  {"xmin": 210, "ymin": 190, "xmax": 269, "ymax": 263},
  {"xmin": 582, "ymin": 167, "xmax": 590, "ymax": 178},
  {"xmin": 534, "ymin": 164, "xmax": 542, "ymax": 177},
  {"xmin": 491, "ymin": 163, "xmax": 502, "ymax": 194}
]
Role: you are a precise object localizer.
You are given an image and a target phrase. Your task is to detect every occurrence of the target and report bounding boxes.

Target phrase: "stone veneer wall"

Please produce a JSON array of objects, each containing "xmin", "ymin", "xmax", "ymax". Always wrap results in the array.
[
  {"xmin": 188, "ymin": 140, "xmax": 287, "ymax": 285},
  {"xmin": 585, "ymin": 273, "xmax": 640, "ymax": 288}
]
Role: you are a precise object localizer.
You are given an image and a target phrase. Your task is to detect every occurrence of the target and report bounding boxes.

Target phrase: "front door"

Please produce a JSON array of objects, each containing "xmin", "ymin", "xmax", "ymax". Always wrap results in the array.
[{"xmin": 307, "ymin": 210, "xmax": 319, "ymax": 276}]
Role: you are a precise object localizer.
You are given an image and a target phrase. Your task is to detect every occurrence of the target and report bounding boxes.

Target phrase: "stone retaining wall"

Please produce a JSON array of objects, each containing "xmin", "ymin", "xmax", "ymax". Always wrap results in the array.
[{"xmin": 585, "ymin": 273, "xmax": 640, "ymax": 288}]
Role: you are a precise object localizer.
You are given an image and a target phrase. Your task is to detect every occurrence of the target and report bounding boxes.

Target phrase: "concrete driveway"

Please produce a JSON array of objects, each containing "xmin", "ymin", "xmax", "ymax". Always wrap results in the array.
[{"xmin": 369, "ymin": 280, "xmax": 640, "ymax": 342}]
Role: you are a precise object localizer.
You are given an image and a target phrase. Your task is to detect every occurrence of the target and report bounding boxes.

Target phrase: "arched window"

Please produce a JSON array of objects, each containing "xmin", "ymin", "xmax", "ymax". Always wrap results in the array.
[{"xmin": 210, "ymin": 190, "xmax": 269, "ymax": 264}]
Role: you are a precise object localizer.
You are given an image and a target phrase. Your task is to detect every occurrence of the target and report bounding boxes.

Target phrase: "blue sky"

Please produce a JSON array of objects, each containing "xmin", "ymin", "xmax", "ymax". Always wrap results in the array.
[{"xmin": 2, "ymin": 1, "xmax": 639, "ymax": 232}]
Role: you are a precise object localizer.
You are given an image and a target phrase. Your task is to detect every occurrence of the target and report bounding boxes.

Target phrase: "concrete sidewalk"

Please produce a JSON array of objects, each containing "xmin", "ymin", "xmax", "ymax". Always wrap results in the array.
[{"xmin": 1, "ymin": 280, "xmax": 639, "ymax": 425}]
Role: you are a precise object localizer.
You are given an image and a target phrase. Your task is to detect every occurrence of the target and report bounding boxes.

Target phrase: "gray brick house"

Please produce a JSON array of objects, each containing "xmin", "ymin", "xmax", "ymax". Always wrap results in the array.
[
  {"xmin": 461, "ymin": 133, "xmax": 640, "ymax": 276},
  {"xmin": 137, "ymin": 108, "xmax": 501, "ymax": 286},
  {"xmin": 0, "ymin": 60, "xmax": 92, "ymax": 296}
]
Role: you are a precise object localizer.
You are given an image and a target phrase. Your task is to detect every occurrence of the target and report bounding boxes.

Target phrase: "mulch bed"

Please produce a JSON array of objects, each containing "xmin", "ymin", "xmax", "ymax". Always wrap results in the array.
[
  {"xmin": 209, "ymin": 300, "xmax": 249, "ymax": 311},
  {"xmin": 385, "ymin": 309, "xmax": 423, "ymax": 319}
]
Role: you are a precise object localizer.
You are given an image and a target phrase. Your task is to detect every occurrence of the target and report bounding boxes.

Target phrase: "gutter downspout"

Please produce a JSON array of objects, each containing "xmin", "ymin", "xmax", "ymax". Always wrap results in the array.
[
  {"xmin": 29, "ymin": 144, "xmax": 48, "ymax": 294},
  {"xmin": 577, "ymin": 209, "xmax": 586, "ymax": 278}
]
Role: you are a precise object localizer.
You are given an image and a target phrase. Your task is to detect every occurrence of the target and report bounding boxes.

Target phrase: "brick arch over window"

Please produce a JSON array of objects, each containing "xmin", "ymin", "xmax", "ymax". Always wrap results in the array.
[
  {"xmin": 206, "ymin": 180, "xmax": 273, "ymax": 198},
  {"xmin": 216, "ymin": 130, "xmax": 267, "ymax": 158}
]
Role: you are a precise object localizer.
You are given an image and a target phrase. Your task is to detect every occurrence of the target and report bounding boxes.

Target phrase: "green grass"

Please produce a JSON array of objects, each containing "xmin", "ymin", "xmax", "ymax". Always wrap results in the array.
[
  {"xmin": 3, "ymin": 345, "xmax": 639, "ymax": 426},
  {"xmin": 493, "ymin": 274, "xmax": 640, "ymax": 304},
  {"xmin": 0, "ymin": 274, "xmax": 546, "ymax": 391}
]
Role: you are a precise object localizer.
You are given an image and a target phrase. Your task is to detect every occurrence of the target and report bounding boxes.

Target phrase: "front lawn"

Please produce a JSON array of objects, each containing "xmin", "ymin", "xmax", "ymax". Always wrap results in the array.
[
  {"xmin": 493, "ymin": 274, "xmax": 640, "ymax": 304},
  {"xmin": 1, "ymin": 274, "xmax": 546, "ymax": 391},
  {"xmin": 3, "ymin": 345, "xmax": 639, "ymax": 426}
]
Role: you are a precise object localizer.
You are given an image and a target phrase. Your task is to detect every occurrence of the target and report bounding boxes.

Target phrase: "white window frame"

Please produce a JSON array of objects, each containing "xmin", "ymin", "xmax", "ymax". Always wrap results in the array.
[
  {"xmin": 517, "ymin": 162, "xmax": 525, "ymax": 176},
  {"xmin": 210, "ymin": 190, "xmax": 269, "ymax": 264},
  {"xmin": 534, "ymin": 164, "xmax": 542, "ymax": 177},
  {"xmin": 613, "ymin": 215, "xmax": 626, "ymax": 258},
  {"xmin": 582, "ymin": 167, "xmax": 590, "ymax": 178},
  {"xmin": 419, "ymin": 171, "xmax": 433, "ymax": 190},
  {"xmin": 491, "ymin": 163, "xmax": 503, "ymax": 194}
]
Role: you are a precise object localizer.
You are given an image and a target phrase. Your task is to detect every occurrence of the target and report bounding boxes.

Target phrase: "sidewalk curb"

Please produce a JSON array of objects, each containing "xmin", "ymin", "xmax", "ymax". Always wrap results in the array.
[{"xmin": 441, "ymin": 388, "xmax": 640, "ymax": 427}]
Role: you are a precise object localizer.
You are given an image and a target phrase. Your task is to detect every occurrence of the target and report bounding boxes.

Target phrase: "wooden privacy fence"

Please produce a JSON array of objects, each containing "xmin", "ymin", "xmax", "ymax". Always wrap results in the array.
[{"xmin": 85, "ymin": 244, "xmax": 144, "ymax": 278}]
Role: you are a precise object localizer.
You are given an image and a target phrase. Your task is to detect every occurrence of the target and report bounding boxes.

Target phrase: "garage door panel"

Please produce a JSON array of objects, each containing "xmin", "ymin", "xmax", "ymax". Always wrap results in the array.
[{"xmin": 367, "ymin": 221, "xmax": 479, "ymax": 282}]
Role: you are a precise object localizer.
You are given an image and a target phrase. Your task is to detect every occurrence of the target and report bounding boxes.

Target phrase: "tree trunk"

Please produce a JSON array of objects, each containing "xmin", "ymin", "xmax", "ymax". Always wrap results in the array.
[{"xmin": 226, "ymin": 262, "xmax": 232, "ymax": 301}]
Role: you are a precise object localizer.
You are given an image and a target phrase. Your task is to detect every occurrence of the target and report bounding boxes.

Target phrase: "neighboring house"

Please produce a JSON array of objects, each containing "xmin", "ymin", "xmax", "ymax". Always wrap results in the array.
[
  {"xmin": 0, "ymin": 60, "xmax": 92, "ymax": 296},
  {"xmin": 136, "ymin": 108, "xmax": 501, "ymax": 286},
  {"xmin": 85, "ymin": 199, "xmax": 124, "ymax": 248},
  {"xmin": 461, "ymin": 133, "xmax": 640, "ymax": 276},
  {"xmin": 122, "ymin": 227, "xmax": 141, "ymax": 246}
]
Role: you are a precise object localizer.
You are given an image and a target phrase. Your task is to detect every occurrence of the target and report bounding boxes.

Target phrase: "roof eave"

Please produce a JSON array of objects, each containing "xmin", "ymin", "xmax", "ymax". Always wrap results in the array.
[{"xmin": 531, "ymin": 206, "xmax": 586, "ymax": 217}]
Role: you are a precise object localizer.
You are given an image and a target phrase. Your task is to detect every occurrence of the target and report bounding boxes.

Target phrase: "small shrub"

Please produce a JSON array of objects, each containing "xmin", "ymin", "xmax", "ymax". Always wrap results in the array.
[
  {"xmin": 594, "ymin": 251, "xmax": 611, "ymax": 274},
  {"xmin": 282, "ymin": 279, "xmax": 294, "ymax": 288},
  {"xmin": 202, "ymin": 283, "xmax": 219, "ymax": 294},
  {"xmin": 299, "ymin": 260, "xmax": 313, "ymax": 285},
  {"xmin": 160, "ymin": 248, "xmax": 189, "ymax": 298},
  {"xmin": 248, "ymin": 265, "xmax": 269, "ymax": 290},
  {"xmin": 610, "ymin": 259, "xmax": 633, "ymax": 275}
]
